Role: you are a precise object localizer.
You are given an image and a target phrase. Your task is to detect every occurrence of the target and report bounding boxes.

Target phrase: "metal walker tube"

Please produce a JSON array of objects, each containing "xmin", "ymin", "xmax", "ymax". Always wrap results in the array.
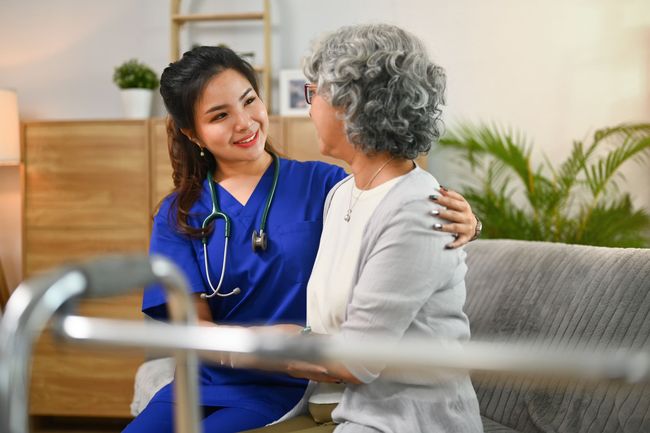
[{"xmin": 0, "ymin": 255, "xmax": 202, "ymax": 433}]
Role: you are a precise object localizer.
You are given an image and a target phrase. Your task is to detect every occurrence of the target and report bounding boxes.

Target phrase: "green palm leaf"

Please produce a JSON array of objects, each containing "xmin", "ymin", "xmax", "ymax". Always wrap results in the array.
[
  {"xmin": 576, "ymin": 196, "xmax": 650, "ymax": 248},
  {"xmin": 438, "ymin": 122, "xmax": 650, "ymax": 248}
]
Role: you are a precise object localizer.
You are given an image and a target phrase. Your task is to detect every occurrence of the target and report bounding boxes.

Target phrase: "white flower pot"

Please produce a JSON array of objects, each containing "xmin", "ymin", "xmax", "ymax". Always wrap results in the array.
[{"xmin": 120, "ymin": 88, "xmax": 153, "ymax": 119}]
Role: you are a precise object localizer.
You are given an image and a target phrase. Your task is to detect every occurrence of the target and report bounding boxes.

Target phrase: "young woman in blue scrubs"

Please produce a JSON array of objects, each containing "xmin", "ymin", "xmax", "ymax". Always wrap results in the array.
[{"xmin": 122, "ymin": 46, "xmax": 479, "ymax": 433}]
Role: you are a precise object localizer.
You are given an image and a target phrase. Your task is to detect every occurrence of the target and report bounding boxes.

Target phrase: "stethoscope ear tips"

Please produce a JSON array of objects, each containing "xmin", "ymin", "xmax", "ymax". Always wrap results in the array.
[{"xmin": 251, "ymin": 230, "xmax": 268, "ymax": 252}]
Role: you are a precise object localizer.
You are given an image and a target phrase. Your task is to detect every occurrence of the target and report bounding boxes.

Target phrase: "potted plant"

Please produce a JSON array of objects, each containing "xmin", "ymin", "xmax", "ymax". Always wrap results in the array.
[
  {"xmin": 113, "ymin": 59, "xmax": 159, "ymax": 119},
  {"xmin": 438, "ymin": 123, "xmax": 650, "ymax": 247}
]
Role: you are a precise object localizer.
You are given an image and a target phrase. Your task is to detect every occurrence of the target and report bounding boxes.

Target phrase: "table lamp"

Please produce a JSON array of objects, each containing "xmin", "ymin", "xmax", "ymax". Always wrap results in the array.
[{"xmin": 0, "ymin": 89, "xmax": 20, "ymax": 165}]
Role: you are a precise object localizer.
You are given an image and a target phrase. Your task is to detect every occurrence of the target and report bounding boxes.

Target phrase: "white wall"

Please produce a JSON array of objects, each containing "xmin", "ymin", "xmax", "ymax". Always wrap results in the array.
[{"xmin": 0, "ymin": 0, "xmax": 649, "ymax": 284}]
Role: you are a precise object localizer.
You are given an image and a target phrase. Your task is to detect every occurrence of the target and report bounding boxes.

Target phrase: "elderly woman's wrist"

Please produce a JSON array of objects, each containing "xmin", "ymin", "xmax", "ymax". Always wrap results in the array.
[{"xmin": 470, "ymin": 214, "xmax": 482, "ymax": 241}]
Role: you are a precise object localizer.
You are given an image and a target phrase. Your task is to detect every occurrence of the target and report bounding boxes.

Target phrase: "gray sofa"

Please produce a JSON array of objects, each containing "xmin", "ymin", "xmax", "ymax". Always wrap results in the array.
[
  {"xmin": 464, "ymin": 239, "xmax": 650, "ymax": 433},
  {"xmin": 131, "ymin": 239, "xmax": 650, "ymax": 432}
]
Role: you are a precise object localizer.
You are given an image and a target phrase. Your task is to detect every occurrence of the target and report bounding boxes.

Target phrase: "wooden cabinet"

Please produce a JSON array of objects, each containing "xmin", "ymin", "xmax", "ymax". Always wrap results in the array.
[
  {"xmin": 23, "ymin": 120, "xmax": 151, "ymax": 418},
  {"xmin": 150, "ymin": 118, "xmax": 173, "ymax": 210},
  {"xmin": 278, "ymin": 116, "xmax": 348, "ymax": 170},
  {"xmin": 23, "ymin": 120, "xmax": 151, "ymax": 274}
]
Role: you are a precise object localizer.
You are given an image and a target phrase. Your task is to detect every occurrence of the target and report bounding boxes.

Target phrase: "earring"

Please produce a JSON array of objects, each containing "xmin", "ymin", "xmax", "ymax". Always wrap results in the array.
[{"xmin": 191, "ymin": 138, "xmax": 205, "ymax": 157}]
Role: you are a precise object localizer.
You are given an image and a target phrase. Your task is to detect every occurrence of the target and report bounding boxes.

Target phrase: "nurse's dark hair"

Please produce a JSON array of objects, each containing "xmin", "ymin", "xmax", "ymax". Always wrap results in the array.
[{"xmin": 159, "ymin": 45, "xmax": 278, "ymax": 236}]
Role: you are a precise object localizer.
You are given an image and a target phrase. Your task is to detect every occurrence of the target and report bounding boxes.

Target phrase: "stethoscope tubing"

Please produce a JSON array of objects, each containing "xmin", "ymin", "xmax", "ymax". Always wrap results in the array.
[
  {"xmin": 201, "ymin": 237, "xmax": 240, "ymax": 299},
  {"xmin": 201, "ymin": 152, "xmax": 279, "ymax": 299}
]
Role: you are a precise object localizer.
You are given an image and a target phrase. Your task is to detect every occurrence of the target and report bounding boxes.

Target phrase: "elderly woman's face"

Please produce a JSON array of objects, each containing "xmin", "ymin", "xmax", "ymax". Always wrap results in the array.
[{"xmin": 309, "ymin": 87, "xmax": 352, "ymax": 161}]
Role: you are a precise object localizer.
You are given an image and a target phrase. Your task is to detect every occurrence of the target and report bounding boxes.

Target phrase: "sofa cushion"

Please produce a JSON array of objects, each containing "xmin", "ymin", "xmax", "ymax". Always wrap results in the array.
[
  {"xmin": 464, "ymin": 240, "xmax": 650, "ymax": 433},
  {"xmin": 482, "ymin": 415, "xmax": 521, "ymax": 432}
]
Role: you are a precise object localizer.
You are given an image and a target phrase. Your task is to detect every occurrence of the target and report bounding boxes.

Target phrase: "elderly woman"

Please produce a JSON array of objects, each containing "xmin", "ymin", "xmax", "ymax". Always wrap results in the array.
[{"xmin": 245, "ymin": 23, "xmax": 482, "ymax": 433}]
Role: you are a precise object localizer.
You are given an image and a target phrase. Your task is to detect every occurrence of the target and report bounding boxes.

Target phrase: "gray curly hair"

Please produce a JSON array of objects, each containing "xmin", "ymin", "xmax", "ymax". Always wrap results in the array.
[{"xmin": 302, "ymin": 23, "xmax": 446, "ymax": 160}]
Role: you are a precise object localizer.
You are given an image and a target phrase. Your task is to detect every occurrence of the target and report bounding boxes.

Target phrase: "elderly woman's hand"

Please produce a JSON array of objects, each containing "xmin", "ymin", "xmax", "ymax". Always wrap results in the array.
[{"xmin": 430, "ymin": 187, "xmax": 481, "ymax": 249}]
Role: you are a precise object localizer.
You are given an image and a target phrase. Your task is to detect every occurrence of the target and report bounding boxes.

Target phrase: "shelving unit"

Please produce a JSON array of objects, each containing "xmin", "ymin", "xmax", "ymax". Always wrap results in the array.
[{"xmin": 170, "ymin": 0, "xmax": 272, "ymax": 110}]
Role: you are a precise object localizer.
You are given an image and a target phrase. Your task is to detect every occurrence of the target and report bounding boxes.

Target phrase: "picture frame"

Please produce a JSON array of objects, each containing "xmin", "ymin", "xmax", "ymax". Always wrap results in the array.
[{"xmin": 279, "ymin": 69, "xmax": 310, "ymax": 116}]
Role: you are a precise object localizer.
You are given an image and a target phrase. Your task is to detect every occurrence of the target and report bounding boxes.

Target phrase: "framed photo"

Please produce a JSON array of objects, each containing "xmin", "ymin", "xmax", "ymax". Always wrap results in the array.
[{"xmin": 279, "ymin": 69, "xmax": 309, "ymax": 116}]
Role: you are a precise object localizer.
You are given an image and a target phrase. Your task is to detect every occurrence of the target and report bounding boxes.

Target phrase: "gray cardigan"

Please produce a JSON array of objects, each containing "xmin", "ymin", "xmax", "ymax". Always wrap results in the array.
[{"xmin": 323, "ymin": 167, "xmax": 482, "ymax": 433}]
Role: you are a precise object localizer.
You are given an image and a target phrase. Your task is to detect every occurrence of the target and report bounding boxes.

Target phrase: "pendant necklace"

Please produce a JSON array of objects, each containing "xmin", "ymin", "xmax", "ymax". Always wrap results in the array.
[{"xmin": 344, "ymin": 157, "xmax": 395, "ymax": 222}]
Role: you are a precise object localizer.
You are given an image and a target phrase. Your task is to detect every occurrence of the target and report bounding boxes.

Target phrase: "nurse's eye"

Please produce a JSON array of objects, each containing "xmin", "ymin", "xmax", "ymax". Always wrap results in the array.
[
  {"xmin": 244, "ymin": 96, "xmax": 256, "ymax": 105},
  {"xmin": 211, "ymin": 112, "xmax": 227, "ymax": 122}
]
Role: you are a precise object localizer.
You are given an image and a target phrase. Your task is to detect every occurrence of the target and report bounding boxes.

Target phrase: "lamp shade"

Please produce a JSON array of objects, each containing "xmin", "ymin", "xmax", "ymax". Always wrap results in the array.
[{"xmin": 0, "ymin": 89, "xmax": 20, "ymax": 163}]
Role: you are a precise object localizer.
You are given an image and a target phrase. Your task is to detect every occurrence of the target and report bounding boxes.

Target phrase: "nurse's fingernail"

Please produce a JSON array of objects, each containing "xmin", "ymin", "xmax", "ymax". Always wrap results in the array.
[
  {"xmin": 433, "ymin": 223, "xmax": 443, "ymax": 230},
  {"xmin": 439, "ymin": 185, "xmax": 448, "ymax": 192},
  {"xmin": 431, "ymin": 210, "xmax": 440, "ymax": 216},
  {"xmin": 429, "ymin": 194, "xmax": 439, "ymax": 201}
]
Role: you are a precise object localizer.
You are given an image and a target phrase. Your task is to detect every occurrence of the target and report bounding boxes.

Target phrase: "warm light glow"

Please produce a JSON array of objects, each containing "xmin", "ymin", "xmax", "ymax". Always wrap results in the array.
[{"xmin": 0, "ymin": 89, "xmax": 20, "ymax": 164}]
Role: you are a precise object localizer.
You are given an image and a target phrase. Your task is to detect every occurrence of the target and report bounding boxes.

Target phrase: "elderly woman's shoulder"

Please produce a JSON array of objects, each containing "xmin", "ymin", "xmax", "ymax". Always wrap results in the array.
[
  {"xmin": 397, "ymin": 166, "xmax": 441, "ymax": 197},
  {"xmin": 380, "ymin": 167, "xmax": 442, "ymax": 214}
]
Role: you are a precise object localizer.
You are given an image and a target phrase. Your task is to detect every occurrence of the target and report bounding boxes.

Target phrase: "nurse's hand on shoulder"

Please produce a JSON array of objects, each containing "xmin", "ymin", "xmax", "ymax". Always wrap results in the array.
[{"xmin": 429, "ymin": 187, "xmax": 481, "ymax": 249}]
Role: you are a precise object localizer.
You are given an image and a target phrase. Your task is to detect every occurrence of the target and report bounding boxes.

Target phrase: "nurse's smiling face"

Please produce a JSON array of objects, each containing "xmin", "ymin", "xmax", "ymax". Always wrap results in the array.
[{"xmin": 191, "ymin": 68, "xmax": 269, "ymax": 165}]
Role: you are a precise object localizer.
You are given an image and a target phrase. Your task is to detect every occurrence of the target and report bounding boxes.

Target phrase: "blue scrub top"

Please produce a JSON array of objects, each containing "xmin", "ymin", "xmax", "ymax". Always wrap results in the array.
[{"xmin": 142, "ymin": 157, "xmax": 346, "ymax": 418}]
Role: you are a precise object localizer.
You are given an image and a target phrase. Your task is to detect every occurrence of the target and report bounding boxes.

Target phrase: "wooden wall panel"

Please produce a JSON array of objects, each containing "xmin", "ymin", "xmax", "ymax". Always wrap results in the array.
[
  {"xmin": 150, "ymin": 118, "xmax": 173, "ymax": 211},
  {"xmin": 24, "ymin": 121, "xmax": 150, "ymax": 229},
  {"xmin": 24, "ymin": 227, "xmax": 148, "ymax": 277},
  {"xmin": 29, "ymin": 334, "xmax": 144, "ymax": 417},
  {"xmin": 268, "ymin": 115, "xmax": 285, "ymax": 154},
  {"xmin": 282, "ymin": 117, "xmax": 349, "ymax": 171},
  {"xmin": 30, "ymin": 291, "xmax": 145, "ymax": 417},
  {"xmin": 23, "ymin": 120, "xmax": 150, "ymax": 418},
  {"xmin": 0, "ymin": 258, "xmax": 9, "ymax": 310}
]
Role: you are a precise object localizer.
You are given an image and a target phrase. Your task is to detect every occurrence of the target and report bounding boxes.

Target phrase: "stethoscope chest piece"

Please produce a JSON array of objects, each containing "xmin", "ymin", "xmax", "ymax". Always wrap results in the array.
[{"xmin": 252, "ymin": 230, "xmax": 268, "ymax": 252}]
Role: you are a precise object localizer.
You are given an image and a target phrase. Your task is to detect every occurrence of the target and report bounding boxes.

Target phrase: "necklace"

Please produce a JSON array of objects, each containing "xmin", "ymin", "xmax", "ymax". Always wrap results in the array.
[{"xmin": 344, "ymin": 157, "xmax": 395, "ymax": 222}]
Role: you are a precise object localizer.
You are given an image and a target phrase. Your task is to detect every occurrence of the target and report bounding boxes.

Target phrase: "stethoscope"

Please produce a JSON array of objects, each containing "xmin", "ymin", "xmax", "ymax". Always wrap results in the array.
[{"xmin": 200, "ymin": 152, "xmax": 280, "ymax": 299}]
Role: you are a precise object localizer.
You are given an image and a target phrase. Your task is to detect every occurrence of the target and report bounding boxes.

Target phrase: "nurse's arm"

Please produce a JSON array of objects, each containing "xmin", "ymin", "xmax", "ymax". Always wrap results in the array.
[
  {"xmin": 203, "ymin": 323, "xmax": 353, "ymax": 383},
  {"xmin": 279, "ymin": 331, "xmax": 363, "ymax": 384},
  {"xmin": 193, "ymin": 294, "xmax": 215, "ymax": 325}
]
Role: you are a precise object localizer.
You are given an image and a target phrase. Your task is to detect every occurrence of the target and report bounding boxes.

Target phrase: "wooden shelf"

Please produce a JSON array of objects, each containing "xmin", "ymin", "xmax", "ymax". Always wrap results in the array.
[
  {"xmin": 172, "ymin": 12, "xmax": 264, "ymax": 23},
  {"xmin": 0, "ymin": 160, "xmax": 20, "ymax": 167},
  {"xmin": 170, "ymin": 0, "xmax": 272, "ymax": 112}
]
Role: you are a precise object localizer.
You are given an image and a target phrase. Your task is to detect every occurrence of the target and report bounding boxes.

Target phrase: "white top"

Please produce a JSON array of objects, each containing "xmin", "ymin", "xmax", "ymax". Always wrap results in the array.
[{"xmin": 306, "ymin": 174, "xmax": 403, "ymax": 404}]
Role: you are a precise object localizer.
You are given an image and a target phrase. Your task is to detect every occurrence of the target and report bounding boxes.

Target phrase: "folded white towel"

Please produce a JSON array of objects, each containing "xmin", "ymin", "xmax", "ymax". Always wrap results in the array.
[{"xmin": 130, "ymin": 357, "xmax": 175, "ymax": 416}]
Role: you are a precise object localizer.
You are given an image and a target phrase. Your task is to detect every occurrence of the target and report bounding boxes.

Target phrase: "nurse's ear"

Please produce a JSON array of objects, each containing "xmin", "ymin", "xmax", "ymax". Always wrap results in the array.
[
  {"xmin": 180, "ymin": 128, "xmax": 200, "ymax": 146},
  {"xmin": 181, "ymin": 129, "xmax": 206, "ymax": 157}
]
